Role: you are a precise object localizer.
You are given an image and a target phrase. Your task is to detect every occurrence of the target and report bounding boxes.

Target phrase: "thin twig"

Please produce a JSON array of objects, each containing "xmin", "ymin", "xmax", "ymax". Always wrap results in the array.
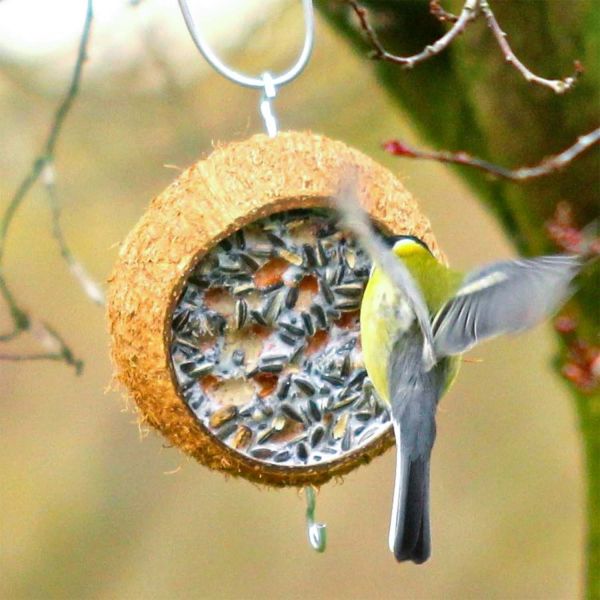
[
  {"xmin": 383, "ymin": 127, "xmax": 600, "ymax": 181},
  {"xmin": 479, "ymin": 0, "xmax": 582, "ymax": 95},
  {"xmin": 349, "ymin": 0, "xmax": 582, "ymax": 92},
  {"xmin": 348, "ymin": 0, "xmax": 478, "ymax": 69},
  {"xmin": 43, "ymin": 161, "xmax": 105, "ymax": 306},
  {"xmin": 429, "ymin": 0, "xmax": 458, "ymax": 23},
  {"xmin": 0, "ymin": 0, "xmax": 94, "ymax": 367},
  {"xmin": 0, "ymin": 353, "xmax": 68, "ymax": 363}
]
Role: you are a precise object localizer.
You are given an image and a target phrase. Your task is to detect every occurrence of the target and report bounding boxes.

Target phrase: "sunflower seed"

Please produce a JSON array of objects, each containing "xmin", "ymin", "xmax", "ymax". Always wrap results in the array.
[
  {"xmin": 209, "ymin": 405, "xmax": 238, "ymax": 428},
  {"xmin": 320, "ymin": 280, "xmax": 335, "ymax": 304},
  {"xmin": 341, "ymin": 354, "xmax": 351, "ymax": 377},
  {"xmin": 324, "ymin": 264, "xmax": 337, "ymax": 285},
  {"xmin": 343, "ymin": 246, "xmax": 357, "ymax": 269},
  {"xmin": 232, "ymin": 425, "xmax": 252, "ymax": 449},
  {"xmin": 174, "ymin": 335, "xmax": 201, "ymax": 351},
  {"xmin": 316, "ymin": 240, "xmax": 328, "ymax": 266},
  {"xmin": 296, "ymin": 442, "xmax": 309, "ymax": 461},
  {"xmin": 180, "ymin": 360, "xmax": 214, "ymax": 378},
  {"xmin": 262, "ymin": 282, "xmax": 284, "ymax": 294},
  {"xmin": 235, "ymin": 299, "xmax": 248, "ymax": 329},
  {"xmin": 310, "ymin": 304, "xmax": 327, "ymax": 329},
  {"xmin": 285, "ymin": 286, "xmax": 299, "ymax": 309},
  {"xmin": 332, "ymin": 282, "xmax": 363, "ymax": 298},
  {"xmin": 231, "ymin": 280, "xmax": 255, "ymax": 296},
  {"xmin": 302, "ymin": 244, "xmax": 317, "ymax": 267},
  {"xmin": 310, "ymin": 425, "xmax": 325, "ymax": 447},
  {"xmin": 172, "ymin": 309, "xmax": 191, "ymax": 330},
  {"xmin": 294, "ymin": 376, "xmax": 316, "ymax": 396},
  {"xmin": 251, "ymin": 448, "xmax": 274, "ymax": 460},
  {"xmin": 278, "ymin": 248, "xmax": 303, "ymax": 266},
  {"xmin": 250, "ymin": 309, "xmax": 267, "ymax": 326},
  {"xmin": 332, "ymin": 392, "xmax": 361, "ymax": 410},
  {"xmin": 251, "ymin": 244, "xmax": 273, "ymax": 258},
  {"xmin": 280, "ymin": 403, "xmax": 305, "ymax": 423},
  {"xmin": 278, "ymin": 331, "xmax": 297, "ymax": 346},
  {"xmin": 358, "ymin": 428, "xmax": 378, "ymax": 444},
  {"xmin": 320, "ymin": 373, "xmax": 345, "ymax": 386},
  {"xmin": 256, "ymin": 362, "xmax": 284, "ymax": 374},
  {"xmin": 273, "ymin": 450, "xmax": 291, "ymax": 463},
  {"xmin": 355, "ymin": 411, "xmax": 373, "ymax": 422},
  {"xmin": 261, "ymin": 354, "xmax": 288, "ymax": 364},
  {"xmin": 257, "ymin": 426, "xmax": 277, "ymax": 444},
  {"xmin": 273, "ymin": 415, "xmax": 286, "ymax": 431},
  {"xmin": 341, "ymin": 426, "xmax": 352, "ymax": 451},
  {"xmin": 187, "ymin": 274, "xmax": 210, "ymax": 289},
  {"xmin": 272, "ymin": 377, "xmax": 289, "ymax": 402},
  {"xmin": 267, "ymin": 232, "xmax": 286, "ymax": 247},
  {"xmin": 235, "ymin": 230, "xmax": 246, "ymax": 249},
  {"xmin": 238, "ymin": 252, "xmax": 260, "ymax": 271},
  {"xmin": 348, "ymin": 369, "xmax": 367, "ymax": 387},
  {"xmin": 333, "ymin": 413, "xmax": 349, "ymax": 440},
  {"xmin": 279, "ymin": 320, "xmax": 304, "ymax": 336},
  {"xmin": 216, "ymin": 421, "xmax": 238, "ymax": 440},
  {"xmin": 307, "ymin": 398, "xmax": 322, "ymax": 421},
  {"xmin": 261, "ymin": 291, "xmax": 283, "ymax": 324},
  {"xmin": 252, "ymin": 408, "xmax": 267, "ymax": 422},
  {"xmin": 334, "ymin": 298, "xmax": 360, "ymax": 311},
  {"xmin": 301, "ymin": 312, "xmax": 315, "ymax": 337}
]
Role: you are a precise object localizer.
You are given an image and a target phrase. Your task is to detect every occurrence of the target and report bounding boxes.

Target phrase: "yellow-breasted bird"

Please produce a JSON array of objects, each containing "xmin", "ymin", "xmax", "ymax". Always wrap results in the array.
[{"xmin": 334, "ymin": 174, "xmax": 584, "ymax": 564}]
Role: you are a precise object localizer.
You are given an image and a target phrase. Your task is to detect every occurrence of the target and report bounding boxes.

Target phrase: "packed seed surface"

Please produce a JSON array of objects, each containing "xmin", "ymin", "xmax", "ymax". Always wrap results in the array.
[{"xmin": 170, "ymin": 209, "xmax": 391, "ymax": 468}]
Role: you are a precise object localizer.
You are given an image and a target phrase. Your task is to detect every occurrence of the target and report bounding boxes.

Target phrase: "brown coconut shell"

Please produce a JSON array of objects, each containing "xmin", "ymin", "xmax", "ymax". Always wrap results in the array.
[{"xmin": 107, "ymin": 130, "xmax": 441, "ymax": 488}]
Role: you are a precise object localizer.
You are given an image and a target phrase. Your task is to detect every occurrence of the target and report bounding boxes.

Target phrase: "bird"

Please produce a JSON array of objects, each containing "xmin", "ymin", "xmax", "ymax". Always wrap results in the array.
[{"xmin": 333, "ymin": 173, "xmax": 584, "ymax": 564}]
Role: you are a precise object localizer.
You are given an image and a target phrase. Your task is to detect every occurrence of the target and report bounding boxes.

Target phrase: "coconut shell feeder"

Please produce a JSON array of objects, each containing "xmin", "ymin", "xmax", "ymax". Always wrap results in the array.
[{"xmin": 107, "ymin": 130, "xmax": 441, "ymax": 488}]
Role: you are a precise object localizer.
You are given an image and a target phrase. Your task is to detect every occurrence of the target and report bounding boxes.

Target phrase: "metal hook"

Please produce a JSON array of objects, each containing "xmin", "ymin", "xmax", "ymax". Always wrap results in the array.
[
  {"xmin": 177, "ymin": 0, "xmax": 315, "ymax": 90},
  {"xmin": 305, "ymin": 486, "xmax": 327, "ymax": 553}
]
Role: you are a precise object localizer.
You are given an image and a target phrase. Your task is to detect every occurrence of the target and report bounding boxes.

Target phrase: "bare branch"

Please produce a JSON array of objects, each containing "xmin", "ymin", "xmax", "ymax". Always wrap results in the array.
[
  {"xmin": 479, "ymin": 0, "xmax": 582, "ymax": 94},
  {"xmin": 383, "ymin": 127, "xmax": 600, "ymax": 181},
  {"xmin": 0, "ymin": 0, "xmax": 94, "ymax": 367},
  {"xmin": 348, "ymin": 0, "xmax": 478, "ymax": 69},
  {"xmin": 349, "ymin": 0, "xmax": 581, "ymax": 92}
]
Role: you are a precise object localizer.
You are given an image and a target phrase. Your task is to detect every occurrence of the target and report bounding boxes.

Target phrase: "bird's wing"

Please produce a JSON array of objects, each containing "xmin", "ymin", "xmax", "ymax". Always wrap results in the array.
[
  {"xmin": 432, "ymin": 255, "xmax": 582, "ymax": 357},
  {"xmin": 333, "ymin": 169, "xmax": 436, "ymax": 369}
]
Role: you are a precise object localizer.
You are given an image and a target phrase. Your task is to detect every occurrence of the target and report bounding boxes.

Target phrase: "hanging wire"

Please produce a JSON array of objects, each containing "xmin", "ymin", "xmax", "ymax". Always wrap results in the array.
[
  {"xmin": 305, "ymin": 486, "xmax": 327, "ymax": 552},
  {"xmin": 177, "ymin": 0, "xmax": 315, "ymax": 136}
]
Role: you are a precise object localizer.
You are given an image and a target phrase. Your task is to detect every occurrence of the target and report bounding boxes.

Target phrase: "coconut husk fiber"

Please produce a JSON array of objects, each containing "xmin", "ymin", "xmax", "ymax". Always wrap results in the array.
[{"xmin": 107, "ymin": 130, "xmax": 441, "ymax": 487}]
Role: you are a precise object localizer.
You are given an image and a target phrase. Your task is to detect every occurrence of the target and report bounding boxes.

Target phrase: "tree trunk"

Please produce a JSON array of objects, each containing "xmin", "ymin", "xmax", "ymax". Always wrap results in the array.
[{"xmin": 319, "ymin": 1, "xmax": 599, "ymax": 595}]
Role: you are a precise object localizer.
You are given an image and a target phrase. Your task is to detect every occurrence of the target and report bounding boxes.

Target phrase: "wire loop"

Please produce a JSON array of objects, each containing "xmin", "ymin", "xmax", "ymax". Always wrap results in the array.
[
  {"xmin": 177, "ymin": 0, "xmax": 314, "ymax": 89},
  {"xmin": 177, "ymin": 0, "xmax": 314, "ymax": 135}
]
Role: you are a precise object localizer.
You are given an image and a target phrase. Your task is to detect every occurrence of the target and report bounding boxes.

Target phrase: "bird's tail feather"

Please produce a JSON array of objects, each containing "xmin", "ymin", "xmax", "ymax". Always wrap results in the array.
[{"xmin": 390, "ymin": 425, "xmax": 431, "ymax": 564}]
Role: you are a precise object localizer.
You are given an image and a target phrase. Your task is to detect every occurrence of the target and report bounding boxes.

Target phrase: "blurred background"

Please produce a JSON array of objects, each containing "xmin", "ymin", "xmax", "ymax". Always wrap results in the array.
[{"xmin": 0, "ymin": 1, "xmax": 584, "ymax": 598}]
